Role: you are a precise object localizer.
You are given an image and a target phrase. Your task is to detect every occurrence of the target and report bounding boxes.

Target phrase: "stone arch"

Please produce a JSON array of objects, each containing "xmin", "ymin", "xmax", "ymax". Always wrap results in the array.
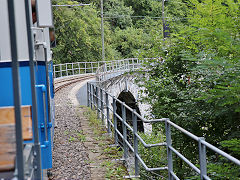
[
  {"xmin": 102, "ymin": 73, "xmax": 152, "ymax": 134},
  {"xmin": 116, "ymin": 91, "xmax": 144, "ymax": 132},
  {"xmin": 115, "ymin": 91, "xmax": 144, "ymax": 148}
]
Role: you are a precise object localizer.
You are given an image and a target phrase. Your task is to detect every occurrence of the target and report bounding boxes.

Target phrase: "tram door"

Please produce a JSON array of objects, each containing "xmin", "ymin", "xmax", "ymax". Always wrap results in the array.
[{"xmin": 34, "ymin": 0, "xmax": 54, "ymax": 169}]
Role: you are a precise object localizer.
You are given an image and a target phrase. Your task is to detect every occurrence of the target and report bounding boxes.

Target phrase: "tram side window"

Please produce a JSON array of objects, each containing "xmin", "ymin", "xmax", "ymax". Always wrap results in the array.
[
  {"xmin": 0, "ymin": 0, "xmax": 29, "ymax": 62},
  {"xmin": 0, "ymin": 0, "xmax": 11, "ymax": 62},
  {"xmin": 32, "ymin": 0, "xmax": 37, "ymax": 24}
]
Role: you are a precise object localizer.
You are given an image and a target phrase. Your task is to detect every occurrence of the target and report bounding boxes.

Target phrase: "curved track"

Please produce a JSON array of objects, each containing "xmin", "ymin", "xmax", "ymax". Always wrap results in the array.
[{"xmin": 54, "ymin": 74, "xmax": 95, "ymax": 93}]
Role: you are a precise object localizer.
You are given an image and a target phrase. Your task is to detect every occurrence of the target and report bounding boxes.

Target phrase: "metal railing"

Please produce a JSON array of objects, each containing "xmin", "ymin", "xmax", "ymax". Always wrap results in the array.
[
  {"xmin": 96, "ymin": 58, "xmax": 146, "ymax": 82},
  {"xmin": 53, "ymin": 61, "xmax": 99, "ymax": 78},
  {"xmin": 87, "ymin": 82, "xmax": 240, "ymax": 179},
  {"xmin": 53, "ymin": 58, "xmax": 147, "ymax": 79}
]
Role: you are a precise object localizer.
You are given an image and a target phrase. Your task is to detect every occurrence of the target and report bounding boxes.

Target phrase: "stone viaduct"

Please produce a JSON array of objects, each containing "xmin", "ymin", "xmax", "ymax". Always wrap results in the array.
[{"xmin": 97, "ymin": 72, "xmax": 152, "ymax": 134}]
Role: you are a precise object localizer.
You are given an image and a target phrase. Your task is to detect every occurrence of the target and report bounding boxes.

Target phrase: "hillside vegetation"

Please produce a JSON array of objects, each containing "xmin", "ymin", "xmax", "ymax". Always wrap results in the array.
[{"xmin": 52, "ymin": 0, "xmax": 240, "ymax": 179}]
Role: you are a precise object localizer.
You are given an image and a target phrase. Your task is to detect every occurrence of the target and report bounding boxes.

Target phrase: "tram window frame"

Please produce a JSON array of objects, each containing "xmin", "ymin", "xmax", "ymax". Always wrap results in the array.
[
  {"xmin": 49, "ymin": 28, "xmax": 56, "ymax": 48},
  {"xmin": 36, "ymin": 0, "xmax": 54, "ymax": 28},
  {"xmin": 0, "ymin": 0, "xmax": 29, "ymax": 62}
]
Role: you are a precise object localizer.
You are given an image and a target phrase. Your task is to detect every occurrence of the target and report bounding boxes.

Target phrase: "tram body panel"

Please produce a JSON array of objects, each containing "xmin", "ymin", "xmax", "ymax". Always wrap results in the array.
[
  {"xmin": 34, "ymin": 26, "xmax": 54, "ymax": 169},
  {"xmin": 0, "ymin": 63, "xmax": 32, "ymax": 107},
  {"xmin": 0, "ymin": 0, "xmax": 55, "ymax": 178},
  {"xmin": 0, "ymin": 61, "xmax": 54, "ymax": 149},
  {"xmin": 0, "ymin": 63, "xmax": 36, "ymax": 147},
  {"xmin": 48, "ymin": 61, "xmax": 55, "ymax": 147},
  {"xmin": 35, "ymin": 62, "xmax": 53, "ymax": 169}
]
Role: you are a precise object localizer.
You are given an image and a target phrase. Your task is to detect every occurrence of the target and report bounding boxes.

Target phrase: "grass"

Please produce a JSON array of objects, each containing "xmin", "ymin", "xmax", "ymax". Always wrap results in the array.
[
  {"xmin": 101, "ymin": 161, "xmax": 127, "ymax": 180},
  {"xmin": 64, "ymin": 130, "xmax": 69, "ymax": 135},
  {"xmin": 103, "ymin": 146, "xmax": 123, "ymax": 159},
  {"xmin": 65, "ymin": 130, "xmax": 86, "ymax": 142},
  {"xmin": 83, "ymin": 107, "xmax": 129, "ymax": 179},
  {"xmin": 76, "ymin": 131, "xmax": 86, "ymax": 142},
  {"xmin": 69, "ymin": 136, "xmax": 76, "ymax": 142}
]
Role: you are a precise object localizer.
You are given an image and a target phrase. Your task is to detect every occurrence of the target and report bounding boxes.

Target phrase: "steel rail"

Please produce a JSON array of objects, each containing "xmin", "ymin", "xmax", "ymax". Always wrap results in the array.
[
  {"xmin": 54, "ymin": 74, "xmax": 95, "ymax": 84},
  {"xmin": 54, "ymin": 75, "xmax": 95, "ymax": 93}
]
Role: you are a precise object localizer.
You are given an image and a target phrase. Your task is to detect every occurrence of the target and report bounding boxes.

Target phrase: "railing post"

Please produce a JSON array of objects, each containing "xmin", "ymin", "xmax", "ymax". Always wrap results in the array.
[
  {"xmin": 72, "ymin": 63, "xmax": 74, "ymax": 75},
  {"xmin": 165, "ymin": 120, "xmax": 173, "ymax": 180},
  {"xmin": 117, "ymin": 60, "xmax": 119, "ymax": 70},
  {"xmin": 78, "ymin": 62, "xmax": 80, "ymax": 75},
  {"xmin": 121, "ymin": 102, "xmax": 128, "ymax": 160},
  {"xmin": 100, "ymin": 88, "xmax": 104, "ymax": 124},
  {"xmin": 53, "ymin": 65, "xmax": 56, "ymax": 78},
  {"xmin": 60, "ymin": 64, "xmax": 62, "ymax": 77},
  {"xmin": 199, "ymin": 137, "xmax": 207, "ymax": 180},
  {"xmin": 105, "ymin": 93, "xmax": 111, "ymax": 134},
  {"xmin": 132, "ymin": 58, "xmax": 134, "ymax": 69},
  {"xmin": 93, "ymin": 86, "xmax": 96, "ymax": 109},
  {"xmin": 91, "ymin": 62, "xmax": 94, "ymax": 73},
  {"xmin": 96, "ymin": 86, "xmax": 99, "ymax": 118},
  {"xmin": 66, "ymin": 64, "xmax": 68, "ymax": 76},
  {"xmin": 133, "ymin": 109, "xmax": 139, "ymax": 176},
  {"xmin": 90, "ymin": 84, "xmax": 93, "ymax": 109},
  {"xmin": 87, "ymin": 83, "xmax": 90, "ymax": 107},
  {"xmin": 103, "ymin": 64, "xmax": 106, "ymax": 80},
  {"xmin": 113, "ymin": 97, "xmax": 118, "ymax": 145}
]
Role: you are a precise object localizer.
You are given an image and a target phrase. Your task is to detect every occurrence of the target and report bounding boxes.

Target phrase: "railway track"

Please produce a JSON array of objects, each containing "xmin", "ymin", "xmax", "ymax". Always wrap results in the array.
[{"xmin": 54, "ymin": 74, "xmax": 95, "ymax": 93}]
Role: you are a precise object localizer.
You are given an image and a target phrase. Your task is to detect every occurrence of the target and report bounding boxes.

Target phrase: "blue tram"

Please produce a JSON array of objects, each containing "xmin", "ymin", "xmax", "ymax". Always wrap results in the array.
[{"xmin": 0, "ymin": 0, "xmax": 55, "ymax": 179}]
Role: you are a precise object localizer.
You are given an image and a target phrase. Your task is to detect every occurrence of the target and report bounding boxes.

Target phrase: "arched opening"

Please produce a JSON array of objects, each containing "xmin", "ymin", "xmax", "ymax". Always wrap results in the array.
[{"xmin": 116, "ymin": 91, "xmax": 144, "ymax": 146}]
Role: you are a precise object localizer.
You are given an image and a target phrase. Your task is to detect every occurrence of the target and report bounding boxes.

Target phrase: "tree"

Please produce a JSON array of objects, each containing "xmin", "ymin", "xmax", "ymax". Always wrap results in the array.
[
  {"xmin": 139, "ymin": 0, "xmax": 240, "ymax": 178},
  {"xmin": 104, "ymin": 0, "xmax": 134, "ymax": 29},
  {"xmin": 124, "ymin": 0, "xmax": 161, "ymax": 17},
  {"xmin": 113, "ymin": 27, "xmax": 151, "ymax": 58},
  {"xmin": 52, "ymin": 0, "xmax": 119, "ymax": 63}
]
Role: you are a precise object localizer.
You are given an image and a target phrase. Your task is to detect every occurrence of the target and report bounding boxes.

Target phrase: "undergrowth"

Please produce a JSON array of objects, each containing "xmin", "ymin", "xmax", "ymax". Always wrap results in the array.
[{"xmin": 83, "ymin": 107, "xmax": 129, "ymax": 179}]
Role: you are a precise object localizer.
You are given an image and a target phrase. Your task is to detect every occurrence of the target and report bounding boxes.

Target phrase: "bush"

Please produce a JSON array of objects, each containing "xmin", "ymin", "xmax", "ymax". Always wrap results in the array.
[{"xmin": 138, "ymin": 131, "xmax": 168, "ymax": 179}]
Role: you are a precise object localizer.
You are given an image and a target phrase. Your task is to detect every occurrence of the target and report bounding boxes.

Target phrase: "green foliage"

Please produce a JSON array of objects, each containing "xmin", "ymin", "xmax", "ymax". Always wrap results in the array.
[
  {"xmin": 139, "ymin": 0, "xmax": 240, "ymax": 178},
  {"xmin": 220, "ymin": 138, "xmax": 240, "ymax": 158},
  {"xmin": 104, "ymin": 0, "xmax": 134, "ymax": 29},
  {"xmin": 138, "ymin": 131, "xmax": 168, "ymax": 179},
  {"xmin": 52, "ymin": 0, "xmax": 161, "ymax": 63},
  {"xmin": 207, "ymin": 162, "xmax": 240, "ymax": 179},
  {"xmin": 69, "ymin": 136, "xmax": 76, "ymax": 142},
  {"xmin": 124, "ymin": 0, "xmax": 161, "ymax": 17},
  {"xmin": 207, "ymin": 138, "xmax": 240, "ymax": 179},
  {"xmin": 51, "ymin": 0, "xmax": 240, "ymax": 176},
  {"xmin": 113, "ymin": 27, "xmax": 151, "ymax": 58},
  {"xmin": 103, "ymin": 161, "xmax": 127, "ymax": 180},
  {"xmin": 83, "ymin": 107, "xmax": 128, "ymax": 179},
  {"xmin": 52, "ymin": 0, "xmax": 119, "ymax": 63},
  {"xmin": 76, "ymin": 131, "xmax": 86, "ymax": 142}
]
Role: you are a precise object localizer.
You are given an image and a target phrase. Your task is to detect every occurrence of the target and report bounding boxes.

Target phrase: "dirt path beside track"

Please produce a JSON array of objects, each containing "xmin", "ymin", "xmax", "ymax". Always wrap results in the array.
[{"xmin": 51, "ymin": 80, "xmax": 127, "ymax": 180}]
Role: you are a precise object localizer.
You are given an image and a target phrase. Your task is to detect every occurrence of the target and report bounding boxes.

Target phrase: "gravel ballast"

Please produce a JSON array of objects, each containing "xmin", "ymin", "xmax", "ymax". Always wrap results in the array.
[
  {"xmin": 51, "ymin": 79, "xmax": 128, "ymax": 180},
  {"xmin": 51, "ymin": 83, "xmax": 91, "ymax": 179}
]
